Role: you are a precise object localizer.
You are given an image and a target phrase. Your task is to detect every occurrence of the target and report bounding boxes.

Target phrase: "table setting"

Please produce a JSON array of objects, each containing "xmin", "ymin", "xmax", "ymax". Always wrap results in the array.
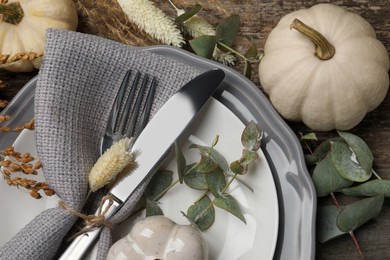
[{"xmin": 0, "ymin": 1, "xmax": 389, "ymax": 260}]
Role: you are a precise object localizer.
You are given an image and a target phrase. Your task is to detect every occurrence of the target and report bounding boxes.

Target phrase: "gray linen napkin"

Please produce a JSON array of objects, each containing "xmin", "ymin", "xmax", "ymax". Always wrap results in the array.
[{"xmin": 0, "ymin": 29, "xmax": 201, "ymax": 259}]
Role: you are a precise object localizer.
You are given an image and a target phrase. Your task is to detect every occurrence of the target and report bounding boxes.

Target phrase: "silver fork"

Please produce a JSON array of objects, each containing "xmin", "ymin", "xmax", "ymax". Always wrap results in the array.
[
  {"xmin": 101, "ymin": 69, "xmax": 156, "ymax": 154},
  {"xmin": 59, "ymin": 70, "xmax": 156, "ymax": 260}
]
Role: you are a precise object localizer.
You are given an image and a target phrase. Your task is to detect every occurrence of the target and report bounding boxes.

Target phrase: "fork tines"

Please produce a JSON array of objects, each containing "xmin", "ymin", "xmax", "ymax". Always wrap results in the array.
[{"xmin": 111, "ymin": 70, "xmax": 156, "ymax": 141}]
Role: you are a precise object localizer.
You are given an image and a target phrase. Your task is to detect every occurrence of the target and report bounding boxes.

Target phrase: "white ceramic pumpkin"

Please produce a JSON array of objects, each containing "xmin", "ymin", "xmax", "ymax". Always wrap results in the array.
[
  {"xmin": 259, "ymin": 4, "xmax": 389, "ymax": 131},
  {"xmin": 107, "ymin": 216, "xmax": 208, "ymax": 260},
  {"xmin": 0, "ymin": 0, "xmax": 78, "ymax": 72}
]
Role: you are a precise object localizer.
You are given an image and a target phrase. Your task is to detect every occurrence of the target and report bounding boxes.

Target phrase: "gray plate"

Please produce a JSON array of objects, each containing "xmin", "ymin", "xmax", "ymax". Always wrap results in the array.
[{"xmin": 0, "ymin": 46, "xmax": 316, "ymax": 260}]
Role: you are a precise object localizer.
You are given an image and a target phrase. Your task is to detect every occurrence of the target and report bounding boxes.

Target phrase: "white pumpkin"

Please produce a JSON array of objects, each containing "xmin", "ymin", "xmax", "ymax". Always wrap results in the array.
[
  {"xmin": 0, "ymin": 0, "xmax": 78, "ymax": 72},
  {"xmin": 107, "ymin": 216, "xmax": 208, "ymax": 260},
  {"xmin": 259, "ymin": 4, "xmax": 389, "ymax": 131}
]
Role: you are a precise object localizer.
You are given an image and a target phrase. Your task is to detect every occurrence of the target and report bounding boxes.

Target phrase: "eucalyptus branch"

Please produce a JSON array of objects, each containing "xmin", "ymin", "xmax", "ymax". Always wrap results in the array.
[
  {"xmin": 218, "ymin": 41, "xmax": 262, "ymax": 63},
  {"xmin": 153, "ymin": 179, "xmax": 180, "ymax": 201}
]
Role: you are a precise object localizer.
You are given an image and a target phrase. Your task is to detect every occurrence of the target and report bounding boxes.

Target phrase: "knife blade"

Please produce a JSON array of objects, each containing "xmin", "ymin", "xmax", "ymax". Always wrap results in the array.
[{"xmin": 59, "ymin": 68, "xmax": 225, "ymax": 259}]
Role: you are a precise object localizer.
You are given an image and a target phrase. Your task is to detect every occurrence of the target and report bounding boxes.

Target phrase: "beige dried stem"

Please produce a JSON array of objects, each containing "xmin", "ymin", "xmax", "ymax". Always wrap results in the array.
[{"xmin": 75, "ymin": 0, "xmax": 159, "ymax": 46}]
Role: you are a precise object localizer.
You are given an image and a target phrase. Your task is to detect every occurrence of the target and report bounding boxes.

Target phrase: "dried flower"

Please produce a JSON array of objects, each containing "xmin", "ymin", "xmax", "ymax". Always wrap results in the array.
[
  {"xmin": 212, "ymin": 46, "xmax": 236, "ymax": 66},
  {"xmin": 176, "ymin": 9, "xmax": 215, "ymax": 38},
  {"xmin": 116, "ymin": 0, "xmax": 184, "ymax": 47},
  {"xmin": 0, "ymin": 145, "xmax": 55, "ymax": 199},
  {"xmin": 89, "ymin": 137, "xmax": 135, "ymax": 192},
  {"xmin": 169, "ymin": 1, "xmax": 235, "ymax": 65}
]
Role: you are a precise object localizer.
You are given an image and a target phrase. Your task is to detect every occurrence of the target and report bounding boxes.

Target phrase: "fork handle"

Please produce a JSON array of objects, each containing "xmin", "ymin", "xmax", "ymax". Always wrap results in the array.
[{"xmin": 58, "ymin": 197, "xmax": 121, "ymax": 260}]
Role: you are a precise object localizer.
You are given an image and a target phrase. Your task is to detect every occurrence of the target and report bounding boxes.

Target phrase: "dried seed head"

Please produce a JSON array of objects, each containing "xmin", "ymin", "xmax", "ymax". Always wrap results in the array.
[
  {"xmin": 29, "ymin": 190, "xmax": 42, "ymax": 199},
  {"xmin": 34, "ymin": 161, "xmax": 42, "ymax": 169}
]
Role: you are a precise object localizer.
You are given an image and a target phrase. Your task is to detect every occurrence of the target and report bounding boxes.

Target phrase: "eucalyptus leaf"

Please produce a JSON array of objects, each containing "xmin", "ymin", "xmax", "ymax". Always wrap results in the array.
[
  {"xmin": 339, "ymin": 179, "xmax": 390, "ymax": 197},
  {"xmin": 175, "ymin": 4, "xmax": 202, "ymax": 24},
  {"xmin": 184, "ymin": 163, "xmax": 208, "ymax": 190},
  {"xmin": 240, "ymin": 149, "xmax": 259, "ymax": 166},
  {"xmin": 144, "ymin": 170, "xmax": 173, "ymax": 199},
  {"xmin": 190, "ymin": 35, "xmax": 217, "ymax": 59},
  {"xmin": 187, "ymin": 195, "xmax": 215, "ymax": 230},
  {"xmin": 317, "ymin": 205, "xmax": 346, "ymax": 243},
  {"xmin": 146, "ymin": 198, "xmax": 164, "ymax": 217},
  {"xmin": 301, "ymin": 132, "xmax": 317, "ymax": 141},
  {"xmin": 337, "ymin": 131, "xmax": 374, "ymax": 174},
  {"xmin": 215, "ymin": 15, "xmax": 240, "ymax": 47},
  {"xmin": 305, "ymin": 154, "xmax": 318, "ymax": 166},
  {"xmin": 312, "ymin": 137, "xmax": 344, "ymax": 163},
  {"xmin": 194, "ymin": 144, "xmax": 229, "ymax": 173},
  {"xmin": 175, "ymin": 142, "xmax": 186, "ymax": 184},
  {"xmin": 197, "ymin": 153, "xmax": 219, "ymax": 173},
  {"xmin": 230, "ymin": 160, "xmax": 247, "ymax": 175},
  {"xmin": 331, "ymin": 141, "xmax": 372, "ymax": 182},
  {"xmin": 312, "ymin": 153, "xmax": 353, "ymax": 197},
  {"xmin": 244, "ymin": 42, "xmax": 258, "ymax": 60},
  {"xmin": 205, "ymin": 167, "xmax": 226, "ymax": 197},
  {"xmin": 213, "ymin": 193, "xmax": 246, "ymax": 223},
  {"xmin": 241, "ymin": 120, "xmax": 262, "ymax": 151},
  {"xmin": 337, "ymin": 195, "xmax": 384, "ymax": 232}
]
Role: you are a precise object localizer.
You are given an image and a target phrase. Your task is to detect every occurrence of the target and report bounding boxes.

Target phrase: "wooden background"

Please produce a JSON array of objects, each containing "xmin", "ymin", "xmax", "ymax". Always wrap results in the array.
[{"xmin": 0, "ymin": 0, "xmax": 389, "ymax": 259}]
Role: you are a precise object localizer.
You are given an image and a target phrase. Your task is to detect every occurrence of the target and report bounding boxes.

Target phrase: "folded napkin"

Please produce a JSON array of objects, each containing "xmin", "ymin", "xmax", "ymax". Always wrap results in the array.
[{"xmin": 0, "ymin": 29, "xmax": 201, "ymax": 259}]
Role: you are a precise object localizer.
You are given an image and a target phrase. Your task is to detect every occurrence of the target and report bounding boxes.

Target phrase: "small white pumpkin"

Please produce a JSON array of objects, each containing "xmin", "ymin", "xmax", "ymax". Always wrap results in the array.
[
  {"xmin": 0, "ymin": 0, "xmax": 78, "ymax": 72},
  {"xmin": 107, "ymin": 215, "xmax": 208, "ymax": 260},
  {"xmin": 259, "ymin": 4, "xmax": 389, "ymax": 131}
]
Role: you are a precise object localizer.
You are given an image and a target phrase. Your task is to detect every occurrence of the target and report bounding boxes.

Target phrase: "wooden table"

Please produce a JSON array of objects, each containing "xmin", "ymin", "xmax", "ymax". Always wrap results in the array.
[{"xmin": 1, "ymin": 1, "xmax": 389, "ymax": 259}]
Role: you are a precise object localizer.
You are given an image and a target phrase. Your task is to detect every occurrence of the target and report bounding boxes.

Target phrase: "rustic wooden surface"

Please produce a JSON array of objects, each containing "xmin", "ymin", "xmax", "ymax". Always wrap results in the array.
[{"xmin": 0, "ymin": 0, "xmax": 389, "ymax": 259}]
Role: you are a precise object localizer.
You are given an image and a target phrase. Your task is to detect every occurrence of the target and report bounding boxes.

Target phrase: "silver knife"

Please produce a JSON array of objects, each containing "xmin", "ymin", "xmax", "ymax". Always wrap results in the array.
[{"xmin": 59, "ymin": 68, "xmax": 225, "ymax": 259}]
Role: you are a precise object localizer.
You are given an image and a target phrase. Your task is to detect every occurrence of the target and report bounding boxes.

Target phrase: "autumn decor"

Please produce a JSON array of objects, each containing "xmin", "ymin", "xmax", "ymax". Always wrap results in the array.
[
  {"xmin": 142, "ymin": 121, "xmax": 262, "ymax": 230},
  {"xmin": 0, "ymin": 0, "xmax": 78, "ymax": 72},
  {"xmin": 259, "ymin": 4, "xmax": 389, "ymax": 131},
  {"xmin": 301, "ymin": 131, "xmax": 390, "ymax": 258},
  {"xmin": 0, "ymin": 116, "xmax": 54, "ymax": 199}
]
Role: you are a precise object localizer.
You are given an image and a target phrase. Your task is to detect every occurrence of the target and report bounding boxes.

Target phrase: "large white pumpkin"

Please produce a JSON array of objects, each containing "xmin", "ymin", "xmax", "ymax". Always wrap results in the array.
[{"xmin": 259, "ymin": 4, "xmax": 389, "ymax": 131}]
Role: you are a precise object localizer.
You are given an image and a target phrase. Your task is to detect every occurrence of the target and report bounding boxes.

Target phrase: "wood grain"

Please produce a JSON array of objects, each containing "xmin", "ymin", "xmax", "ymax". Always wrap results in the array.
[{"xmin": 1, "ymin": 0, "xmax": 389, "ymax": 259}]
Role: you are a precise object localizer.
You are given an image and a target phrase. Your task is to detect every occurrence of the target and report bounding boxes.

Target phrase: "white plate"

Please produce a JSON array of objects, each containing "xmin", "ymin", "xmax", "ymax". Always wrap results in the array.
[
  {"xmin": 1, "ymin": 98, "xmax": 279, "ymax": 259},
  {"xmin": 0, "ymin": 129, "xmax": 59, "ymax": 246},
  {"xmin": 109, "ymin": 98, "xmax": 279, "ymax": 259}
]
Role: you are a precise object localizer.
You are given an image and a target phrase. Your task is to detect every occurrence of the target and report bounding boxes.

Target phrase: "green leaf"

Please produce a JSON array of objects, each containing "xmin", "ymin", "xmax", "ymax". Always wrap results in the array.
[
  {"xmin": 241, "ymin": 121, "xmax": 262, "ymax": 151},
  {"xmin": 175, "ymin": 142, "xmax": 186, "ymax": 184},
  {"xmin": 312, "ymin": 153, "xmax": 353, "ymax": 197},
  {"xmin": 197, "ymin": 153, "xmax": 219, "ymax": 173},
  {"xmin": 205, "ymin": 167, "xmax": 226, "ymax": 197},
  {"xmin": 331, "ymin": 141, "xmax": 372, "ymax": 182},
  {"xmin": 175, "ymin": 4, "xmax": 202, "ymax": 24},
  {"xmin": 193, "ymin": 144, "xmax": 229, "ymax": 173},
  {"xmin": 244, "ymin": 42, "xmax": 258, "ymax": 60},
  {"xmin": 184, "ymin": 163, "xmax": 208, "ymax": 190},
  {"xmin": 312, "ymin": 137, "xmax": 344, "ymax": 163},
  {"xmin": 339, "ymin": 179, "xmax": 390, "ymax": 197},
  {"xmin": 337, "ymin": 131, "xmax": 374, "ymax": 174},
  {"xmin": 144, "ymin": 170, "xmax": 173, "ymax": 199},
  {"xmin": 243, "ymin": 60, "xmax": 251, "ymax": 79},
  {"xmin": 146, "ymin": 198, "xmax": 164, "ymax": 217},
  {"xmin": 300, "ymin": 132, "xmax": 317, "ymax": 141},
  {"xmin": 213, "ymin": 193, "xmax": 246, "ymax": 223},
  {"xmin": 215, "ymin": 15, "xmax": 240, "ymax": 47},
  {"xmin": 187, "ymin": 195, "xmax": 215, "ymax": 230},
  {"xmin": 317, "ymin": 205, "xmax": 346, "ymax": 243},
  {"xmin": 240, "ymin": 149, "xmax": 259, "ymax": 166},
  {"xmin": 190, "ymin": 35, "xmax": 217, "ymax": 59},
  {"xmin": 230, "ymin": 160, "xmax": 247, "ymax": 175},
  {"xmin": 337, "ymin": 195, "xmax": 384, "ymax": 232}
]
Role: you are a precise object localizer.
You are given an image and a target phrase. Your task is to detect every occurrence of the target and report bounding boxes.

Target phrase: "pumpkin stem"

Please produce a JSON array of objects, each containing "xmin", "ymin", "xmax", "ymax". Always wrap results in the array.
[
  {"xmin": 0, "ymin": 2, "xmax": 24, "ymax": 25},
  {"xmin": 290, "ymin": 18, "xmax": 336, "ymax": 60}
]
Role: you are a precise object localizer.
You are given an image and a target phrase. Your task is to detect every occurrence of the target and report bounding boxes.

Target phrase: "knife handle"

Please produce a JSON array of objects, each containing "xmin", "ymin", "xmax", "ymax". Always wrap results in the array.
[{"xmin": 58, "ymin": 196, "xmax": 121, "ymax": 260}]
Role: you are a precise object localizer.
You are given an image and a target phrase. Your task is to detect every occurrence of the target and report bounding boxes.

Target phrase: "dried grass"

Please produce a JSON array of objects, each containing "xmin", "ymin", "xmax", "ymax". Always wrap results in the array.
[
  {"xmin": 75, "ymin": 0, "xmax": 159, "ymax": 46},
  {"xmin": 74, "ymin": 0, "xmax": 229, "ymax": 46}
]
